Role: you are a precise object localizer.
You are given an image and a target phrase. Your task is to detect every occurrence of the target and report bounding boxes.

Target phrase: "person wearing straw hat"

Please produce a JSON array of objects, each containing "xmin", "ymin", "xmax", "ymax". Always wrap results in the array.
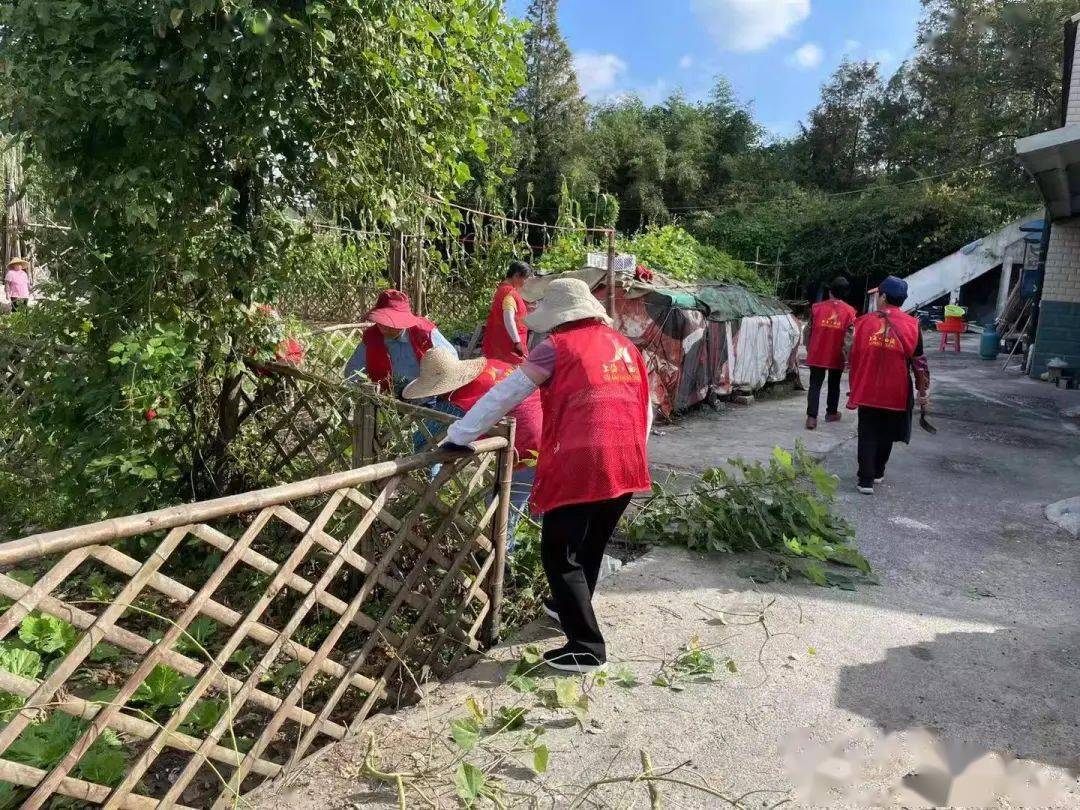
[
  {"xmin": 343, "ymin": 289, "xmax": 457, "ymax": 395},
  {"xmin": 441, "ymin": 277, "xmax": 652, "ymax": 673},
  {"xmin": 4, "ymin": 258, "xmax": 31, "ymax": 312},
  {"xmin": 482, "ymin": 260, "xmax": 533, "ymax": 365},
  {"xmin": 403, "ymin": 348, "xmax": 543, "ymax": 547}
]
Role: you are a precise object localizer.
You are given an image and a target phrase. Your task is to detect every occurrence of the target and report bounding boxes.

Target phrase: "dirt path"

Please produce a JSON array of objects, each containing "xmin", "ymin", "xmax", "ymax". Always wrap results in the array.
[{"xmin": 251, "ymin": 352, "xmax": 1080, "ymax": 808}]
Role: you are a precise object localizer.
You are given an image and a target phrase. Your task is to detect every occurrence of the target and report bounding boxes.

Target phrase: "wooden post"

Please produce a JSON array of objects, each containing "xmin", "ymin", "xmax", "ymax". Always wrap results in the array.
[
  {"xmin": 605, "ymin": 228, "xmax": 616, "ymax": 318},
  {"xmin": 483, "ymin": 417, "xmax": 516, "ymax": 647},
  {"xmin": 414, "ymin": 215, "xmax": 425, "ymax": 315},
  {"xmin": 387, "ymin": 228, "xmax": 404, "ymax": 289}
]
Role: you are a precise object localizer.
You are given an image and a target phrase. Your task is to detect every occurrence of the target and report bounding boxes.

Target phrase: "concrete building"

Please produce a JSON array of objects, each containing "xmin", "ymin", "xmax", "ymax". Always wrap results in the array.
[{"xmin": 1015, "ymin": 13, "xmax": 1080, "ymax": 377}]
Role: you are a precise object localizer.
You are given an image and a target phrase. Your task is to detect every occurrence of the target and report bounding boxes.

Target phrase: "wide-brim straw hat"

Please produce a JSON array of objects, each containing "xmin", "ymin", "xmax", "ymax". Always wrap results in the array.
[
  {"xmin": 402, "ymin": 348, "xmax": 487, "ymax": 400},
  {"xmin": 6, "ymin": 257, "xmax": 29, "ymax": 269},
  {"xmin": 524, "ymin": 277, "xmax": 611, "ymax": 334}
]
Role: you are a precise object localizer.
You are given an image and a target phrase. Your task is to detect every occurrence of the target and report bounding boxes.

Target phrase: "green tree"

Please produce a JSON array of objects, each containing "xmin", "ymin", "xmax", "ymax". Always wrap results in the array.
[
  {"xmin": 795, "ymin": 59, "xmax": 884, "ymax": 191},
  {"xmin": 514, "ymin": 0, "xmax": 588, "ymax": 217},
  {"xmin": 0, "ymin": 0, "xmax": 525, "ymax": 523}
]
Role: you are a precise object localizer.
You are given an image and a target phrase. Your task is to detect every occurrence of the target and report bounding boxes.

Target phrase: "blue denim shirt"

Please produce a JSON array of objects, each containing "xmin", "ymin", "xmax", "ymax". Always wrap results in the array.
[{"xmin": 343, "ymin": 327, "xmax": 457, "ymax": 387}]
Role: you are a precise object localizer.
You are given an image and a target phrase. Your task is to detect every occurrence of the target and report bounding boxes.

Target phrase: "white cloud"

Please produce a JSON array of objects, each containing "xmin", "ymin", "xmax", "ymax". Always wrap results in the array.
[
  {"xmin": 788, "ymin": 42, "xmax": 823, "ymax": 70},
  {"xmin": 678, "ymin": 53, "xmax": 695, "ymax": 70},
  {"xmin": 573, "ymin": 52, "xmax": 628, "ymax": 98},
  {"xmin": 842, "ymin": 38, "xmax": 862, "ymax": 53},
  {"xmin": 871, "ymin": 48, "xmax": 896, "ymax": 67},
  {"xmin": 691, "ymin": 0, "xmax": 811, "ymax": 52}
]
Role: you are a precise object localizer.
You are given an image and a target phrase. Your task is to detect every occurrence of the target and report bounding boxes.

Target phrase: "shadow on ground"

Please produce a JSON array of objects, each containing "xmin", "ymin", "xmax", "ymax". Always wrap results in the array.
[{"xmin": 834, "ymin": 626, "xmax": 1080, "ymax": 774}]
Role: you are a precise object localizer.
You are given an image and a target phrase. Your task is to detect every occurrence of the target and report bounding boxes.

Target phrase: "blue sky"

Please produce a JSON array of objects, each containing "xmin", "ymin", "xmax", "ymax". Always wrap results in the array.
[{"xmin": 505, "ymin": 0, "xmax": 924, "ymax": 138}]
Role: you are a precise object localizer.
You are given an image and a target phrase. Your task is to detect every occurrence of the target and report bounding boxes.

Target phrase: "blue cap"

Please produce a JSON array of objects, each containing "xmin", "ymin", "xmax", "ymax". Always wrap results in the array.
[{"xmin": 878, "ymin": 275, "xmax": 908, "ymax": 302}]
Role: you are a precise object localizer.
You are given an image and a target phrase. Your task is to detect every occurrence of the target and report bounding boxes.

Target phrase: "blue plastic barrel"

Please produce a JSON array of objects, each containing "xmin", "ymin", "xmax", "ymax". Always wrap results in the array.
[{"xmin": 980, "ymin": 329, "xmax": 1000, "ymax": 360}]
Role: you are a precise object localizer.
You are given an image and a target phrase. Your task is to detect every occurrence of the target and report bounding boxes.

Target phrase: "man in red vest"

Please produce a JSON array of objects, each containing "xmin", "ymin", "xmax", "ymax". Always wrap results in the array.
[
  {"xmin": 482, "ymin": 260, "xmax": 532, "ymax": 364},
  {"xmin": 805, "ymin": 276, "xmax": 856, "ymax": 430},
  {"xmin": 403, "ymin": 347, "xmax": 543, "ymax": 548},
  {"xmin": 847, "ymin": 276, "xmax": 930, "ymax": 494},
  {"xmin": 442, "ymin": 278, "xmax": 652, "ymax": 673},
  {"xmin": 343, "ymin": 289, "xmax": 457, "ymax": 395}
]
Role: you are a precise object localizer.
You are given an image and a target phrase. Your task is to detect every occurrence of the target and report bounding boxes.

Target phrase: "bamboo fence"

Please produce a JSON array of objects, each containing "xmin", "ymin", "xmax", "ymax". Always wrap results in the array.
[{"xmin": 0, "ymin": 427, "xmax": 515, "ymax": 808}]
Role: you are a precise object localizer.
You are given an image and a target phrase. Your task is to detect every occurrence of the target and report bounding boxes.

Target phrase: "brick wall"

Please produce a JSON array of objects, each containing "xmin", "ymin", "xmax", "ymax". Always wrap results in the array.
[
  {"xmin": 1041, "ymin": 218, "xmax": 1080, "ymax": 303},
  {"xmin": 1068, "ymin": 23, "xmax": 1080, "ymax": 124},
  {"xmin": 1031, "ymin": 29, "xmax": 1080, "ymax": 375}
]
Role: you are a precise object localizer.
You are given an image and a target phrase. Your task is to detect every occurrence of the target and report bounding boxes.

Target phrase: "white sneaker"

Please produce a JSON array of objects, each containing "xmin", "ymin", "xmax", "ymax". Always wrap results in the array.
[
  {"xmin": 857, "ymin": 485, "xmax": 874, "ymax": 495},
  {"xmin": 543, "ymin": 647, "xmax": 606, "ymax": 673},
  {"xmin": 874, "ymin": 475, "xmax": 886, "ymax": 484}
]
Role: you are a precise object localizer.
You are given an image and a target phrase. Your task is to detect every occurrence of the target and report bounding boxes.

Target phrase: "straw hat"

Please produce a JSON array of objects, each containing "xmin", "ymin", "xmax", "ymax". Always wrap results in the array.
[
  {"xmin": 6, "ymin": 257, "xmax": 29, "ymax": 269},
  {"xmin": 366, "ymin": 289, "xmax": 420, "ymax": 330},
  {"xmin": 402, "ymin": 348, "xmax": 487, "ymax": 400},
  {"xmin": 524, "ymin": 277, "xmax": 610, "ymax": 334}
]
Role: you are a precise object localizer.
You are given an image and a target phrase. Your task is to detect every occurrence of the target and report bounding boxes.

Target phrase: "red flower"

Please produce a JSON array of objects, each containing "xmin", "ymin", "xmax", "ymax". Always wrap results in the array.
[{"xmin": 145, "ymin": 408, "xmax": 157, "ymax": 421}]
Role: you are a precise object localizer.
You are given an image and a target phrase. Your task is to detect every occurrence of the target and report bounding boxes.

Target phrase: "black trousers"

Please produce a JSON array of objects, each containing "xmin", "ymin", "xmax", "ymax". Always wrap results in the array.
[
  {"xmin": 857, "ymin": 406, "xmax": 910, "ymax": 487},
  {"xmin": 541, "ymin": 493, "xmax": 632, "ymax": 660},
  {"xmin": 806, "ymin": 366, "xmax": 843, "ymax": 418},
  {"xmin": 9, "ymin": 298, "xmax": 27, "ymax": 312}
]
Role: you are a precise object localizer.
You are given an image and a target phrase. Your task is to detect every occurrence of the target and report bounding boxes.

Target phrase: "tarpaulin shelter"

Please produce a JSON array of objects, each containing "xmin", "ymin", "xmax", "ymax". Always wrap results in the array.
[{"xmin": 523, "ymin": 264, "xmax": 801, "ymax": 418}]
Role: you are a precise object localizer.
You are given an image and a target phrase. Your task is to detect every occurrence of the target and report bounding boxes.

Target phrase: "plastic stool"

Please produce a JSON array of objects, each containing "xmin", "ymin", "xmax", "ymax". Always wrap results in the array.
[{"xmin": 938, "ymin": 331, "xmax": 962, "ymax": 352}]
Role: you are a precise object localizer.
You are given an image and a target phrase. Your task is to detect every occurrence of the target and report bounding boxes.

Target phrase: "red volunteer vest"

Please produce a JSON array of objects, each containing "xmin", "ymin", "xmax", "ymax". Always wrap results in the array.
[
  {"xmin": 449, "ymin": 359, "xmax": 542, "ymax": 463},
  {"xmin": 482, "ymin": 283, "xmax": 528, "ymax": 365},
  {"xmin": 362, "ymin": 320, "xmax": 436, "ymax": 392},
  {"xmin": 847, "ymin": 306, "xmax": 920, "ymax": 412},
  {"xmin": 531, "ymin": 321, "xmax": 652, "ymax": 514},
  {"xmin": 805, "ymin": 298, "xmax": 856, "ymax": 369}
]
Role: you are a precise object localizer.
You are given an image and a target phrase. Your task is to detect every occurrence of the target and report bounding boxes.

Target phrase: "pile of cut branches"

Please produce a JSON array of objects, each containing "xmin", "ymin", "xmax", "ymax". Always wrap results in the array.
[{"xmin": 626, "ymin": 443, "xmax": 874, "ymax": 589}]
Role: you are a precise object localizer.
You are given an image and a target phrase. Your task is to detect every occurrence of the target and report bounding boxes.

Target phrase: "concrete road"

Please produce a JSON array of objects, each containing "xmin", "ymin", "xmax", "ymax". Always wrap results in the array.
[{"xmin": 252, "ymin": 351, "xmax": 1080, "ymax": 808}]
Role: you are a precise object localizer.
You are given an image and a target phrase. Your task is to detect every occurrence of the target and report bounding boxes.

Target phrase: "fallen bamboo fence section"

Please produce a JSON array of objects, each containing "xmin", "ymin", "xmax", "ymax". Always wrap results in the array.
[{"xmin": 0, "ymin": 429, "xmax": 515, "ymax": 808}]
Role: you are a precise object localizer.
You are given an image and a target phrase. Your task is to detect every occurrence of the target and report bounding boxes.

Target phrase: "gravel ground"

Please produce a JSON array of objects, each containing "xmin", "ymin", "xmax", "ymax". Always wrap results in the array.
[{"xmin": 250, "ymin": 350, "xmax": 1080, "ymax": 809}]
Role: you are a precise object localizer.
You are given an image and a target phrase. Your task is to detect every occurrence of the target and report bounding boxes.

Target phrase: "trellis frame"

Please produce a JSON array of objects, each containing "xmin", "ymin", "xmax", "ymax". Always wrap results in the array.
[{"xmin": 0, "ymin": 429, "xmax": 514, "ymax": 808}]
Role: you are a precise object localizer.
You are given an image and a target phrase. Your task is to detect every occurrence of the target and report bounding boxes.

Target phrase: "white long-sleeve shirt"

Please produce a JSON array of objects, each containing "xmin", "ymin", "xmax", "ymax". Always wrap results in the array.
[{"xmin": 446, "ymin": 337, "xmax": 653, "ymax": 447}]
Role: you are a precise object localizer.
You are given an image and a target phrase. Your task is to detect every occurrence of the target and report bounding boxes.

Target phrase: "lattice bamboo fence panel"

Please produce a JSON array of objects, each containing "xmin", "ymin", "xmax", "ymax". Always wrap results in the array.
[
  {"xmin": 0, "ymin": 430, "xmax": 514, "ymax": 808},
  {"xmin": 0, "ymin": 337, "xmax": 36, "ymax": 464},
  {"xmin": 235, "ymin": 359, "xmax": 460, "ymax": 488}
]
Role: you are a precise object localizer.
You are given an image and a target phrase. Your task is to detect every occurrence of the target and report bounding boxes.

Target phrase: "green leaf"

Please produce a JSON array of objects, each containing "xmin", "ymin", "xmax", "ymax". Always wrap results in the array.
[
  {"xmin": 18, "ymin": 614, "xmax": 78, "ymax": 655},
  {"xmin": 89, "ymin": 643, "xmax": 123, "ymax": 664},
  {"xmin": 772, "ymin": 447, "xmax": 793, "ymax": 468},
  {"xmin": 450, "ymin": 717, "xmax": 480, "ymax": 752},
  {"xmin": 180, "ymin": 699, "xmax": 225, "ymax": 735},
  {"xmin": 0, "ymin": 644, "xmax": 42, "ymax": 679},
  {"xmin": 613, "ymin": 667, "xmax": 639, "ymax": 688},
  {"xmin": 7, "ymin": 712, "xmax": 84, "ymax": 769},
  {"xmin": 802, "ymin": 562, "xmax": 829, "ymax": 587},
  {"xmin": 76, "ymin": 739, "xmax": 127, "ymax": 786},
  {"xmin": 465, "ymin": 696, "xmax": 485, "ymax": 723},
  {"xmin": 169, "ymin": 7, "xmax": 184, "ymax": 27},
  {"xmin": 553, "ymin": 677, "xmax": 580, "ymax": 708},
  {"xmin": 176, "ymin": 616, "xmax": 218, "ymax": 656},
  {"xmin": 492, "ymin": 706, "xmax": 527, "ymax": 733},
  {"xmin": 506, "ymin": 673, "xmax": 538, "ymax": 693},
  {"xmin": 132, "ymin": 664, "xmax": 194, "ymax": 712},
  {"xmin": 0, "ymin": 692, "xmax": 25, "ymax": 723},
  {"xmin": 453, "ymin": 762, "xmax": 486, "ymax": 804},
  {"xmin": 533, "ymin": 744, "xmax": 550, "ymax": 774},
  {"xmin": 725, "ymin": 658, "xmax": 739, "ymax": 674}
]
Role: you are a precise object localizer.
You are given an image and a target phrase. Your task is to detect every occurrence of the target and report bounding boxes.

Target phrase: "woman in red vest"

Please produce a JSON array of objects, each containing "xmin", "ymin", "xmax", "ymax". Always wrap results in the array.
[
  {"xmin": 805, "ymin": 276, "xmax": 856, "ymax": 430},
  {"xmin": 443, "ymin": 278, "xmax": 652, "ymax": 673},
  {"xmin": 343, "ymin": 289, "xmax": 456, "ymax": 395},
  {"xmin": 847, "ymin": 276, "xmax": 930, "ymax": 494},
  {"xmin": 403, "ymin": 348, "xmax": 542, "ymax": 548},
  {"xmin": 482, "ymin": 260, "xmax": 532, "ymax": 364}
]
